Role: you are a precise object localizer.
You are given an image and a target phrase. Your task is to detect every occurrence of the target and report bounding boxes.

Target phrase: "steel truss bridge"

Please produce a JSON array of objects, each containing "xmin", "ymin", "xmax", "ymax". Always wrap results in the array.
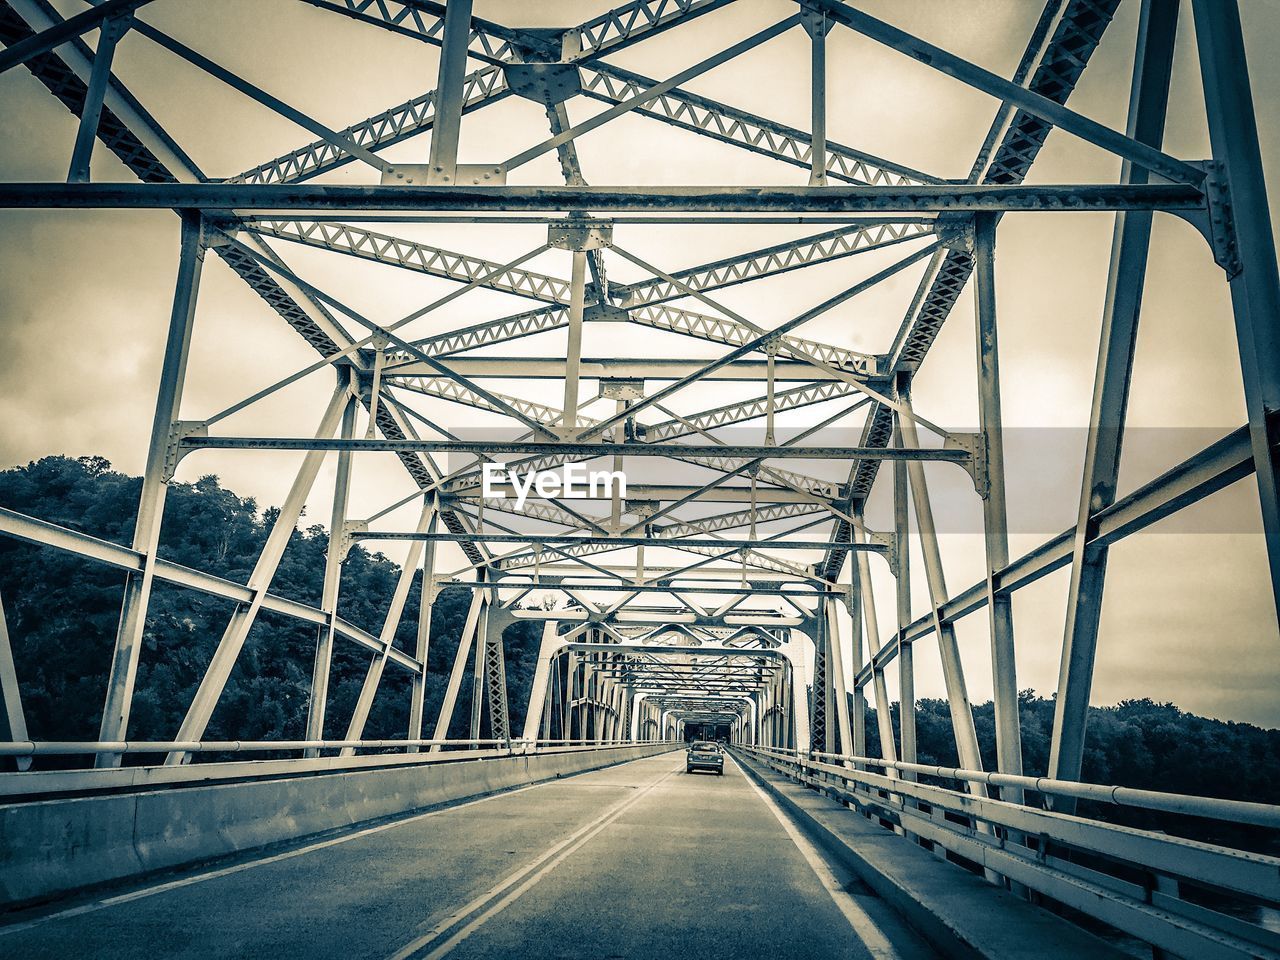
[{"xmin": 1, "ymin": 1, "xmax": 1279, "ymax": 958}]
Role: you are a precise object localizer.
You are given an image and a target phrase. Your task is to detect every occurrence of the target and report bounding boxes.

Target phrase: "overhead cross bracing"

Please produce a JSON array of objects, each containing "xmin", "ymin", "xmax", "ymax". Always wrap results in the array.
[{"xmin": 2, "ymin": 1, "xmax": 1280, "ymax": 954}]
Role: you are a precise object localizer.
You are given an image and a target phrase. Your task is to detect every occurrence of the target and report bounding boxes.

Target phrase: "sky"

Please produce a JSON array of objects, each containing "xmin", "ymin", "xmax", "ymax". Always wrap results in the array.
[{"xmin": 1, "ymin": 0, "xmax": 1279, "ymax": 725}]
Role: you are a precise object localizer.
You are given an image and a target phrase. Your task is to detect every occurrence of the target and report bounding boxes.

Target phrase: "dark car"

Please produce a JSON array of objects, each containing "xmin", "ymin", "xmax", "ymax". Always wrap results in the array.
[{"xmin": 686, "ymin": 740, "xmax": 724, "ymax": 775}]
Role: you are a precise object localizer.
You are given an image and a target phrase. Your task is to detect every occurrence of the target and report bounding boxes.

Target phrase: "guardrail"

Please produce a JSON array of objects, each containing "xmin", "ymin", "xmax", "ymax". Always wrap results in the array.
[
  {"xmin": 740, "ymin": 745, "xmax": 1280, "ymax": 960},
  {"xmin": 1, "ymin": 739, "xmax": 680, "ymax": 908},
  {"xmin": 0, "ymin": 737, "xmax": 646, "ymax": 756},
  {"xmin": 0, "ymin": 739, "xmax": 679, "ymax": 800}
]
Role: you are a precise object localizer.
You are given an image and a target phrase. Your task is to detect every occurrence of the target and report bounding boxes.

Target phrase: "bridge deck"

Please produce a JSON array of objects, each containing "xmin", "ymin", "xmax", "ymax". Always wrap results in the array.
[{"xmin": 3, "ymin": 751, "xmax": 936, "ymax": 960}]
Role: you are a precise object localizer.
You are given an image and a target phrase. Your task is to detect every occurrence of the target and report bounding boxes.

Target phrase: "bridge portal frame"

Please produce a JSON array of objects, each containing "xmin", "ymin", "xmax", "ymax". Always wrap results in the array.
[{"xmin": 0, "ymin": 8, "xmax": 1277, "ymax": 941}]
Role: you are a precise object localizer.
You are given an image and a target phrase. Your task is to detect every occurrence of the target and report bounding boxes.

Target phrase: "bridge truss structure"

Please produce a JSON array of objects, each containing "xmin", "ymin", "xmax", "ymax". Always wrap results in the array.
[{"xmin": 1, "ymin": 0, "xmax": 1279, "ymax": 954}]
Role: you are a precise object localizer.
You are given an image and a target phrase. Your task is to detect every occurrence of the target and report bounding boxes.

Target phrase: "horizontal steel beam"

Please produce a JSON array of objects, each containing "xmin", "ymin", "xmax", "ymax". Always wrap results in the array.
[
  {"xmin": 386, "ymin": 357, "xmax": 871, "ymax": 382},
  {"xmin": 447, "ymin": 579, "xmax": 829, "ymax": 596},
  {"xmin": 477, "ymin": 562, "xmax": 810, "ymax": 580},
  {"xmin": 446, "ymin": 484, "xmax": 827, "ymax": 504},
  {"xmin": 355, "ymin": 532, "xmax": 885, "ymax": 552},
  {"xmin": 0, "ymin": 183, "xmax": 1206, "ymax": 212},
  {"xmin": 513, "ymin": 610, "xmax": 803, "ymax": 626},
  {"xmin": 182, "ymin": 437, "xmax": 969, "ymax": 462},
  {"xmin": 564, "ymin": 643, "xmax": 788, "ymax": 660}
]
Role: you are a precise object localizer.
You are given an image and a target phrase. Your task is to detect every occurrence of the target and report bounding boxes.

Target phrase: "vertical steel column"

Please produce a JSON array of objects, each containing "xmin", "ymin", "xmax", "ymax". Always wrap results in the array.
[
  {"xmin": 893, "ymin": 403, "xmax": 916, "ymax": 771},
  {"xmin": 564, "ymin": 648, "xmax": 577, "ymax": 739},
  {"xmin": 521, "ymin": 621, "xmax": 560, "ymax": 742},
  {"xmin": 98, "ymin": 212, "xmax": 205, "ymax": 768},
  {"xmin": 167, "ymin": 383, "xmax": 348, "ymax": 764},
  {"xmin": 791, "ymin": 651, "xmax": 811, "ymax": 751},
  {"xmin": 407, "ymin": 498, "xmax": 440, "ymax": 751},
  {"xmin": 853, "ymin": 513, "xmax": 898, "ymax": 772},
  {"xmin": 67, "ymin": 13, "xmax": 129, "ymax": 182},
  {"xmin": 847, "ymin": 568, "xmax": 868, "ymax": 760},
  {"xmin": 469, "ymin": 598, "xmax": 490, "ymax": 742},
  {"xmin": 823, "ymin": 625, "xmax": 836, "ymax": 750},
  {"xmin": 342, "ymin": 497, "xmax": 438, "ymax": 753},
  {"xmin": 809, "ymin": 618, "xmax": 828, "ymax": 752},
  {"xmin": 304, "ymin": 377, "xmax": 357, "ymax": 756},
  {"xmin": 431, "ymin": 586, "xmax": 484, "ymax": 748},
  {"xmin": 801, "ymin": 4, "xmax": 831, "ymax": 186},
  {"xmin": 562, "ymin": 250, "xmax": 588, "ymax": 431},
  {"xmin": 1049, "ymin": 0, "xmax": 1179, "ymax": 789},
  {"xmin": 973, "ymin": 212, "xmax": 1024, "ymax": 790},
  {"xmin": 630, "ymin": 691, "xmax": 643, "ymax": 743},
  {"xmin": 0, "ymin": 590, "xmax": 30, "ymax": 771},
  {"xmin": 899, "ymin": 387, "xmax": 985, "ymax": 778},
  {"xmin": 823, "ymin": 599, "xmax": 852, "ymax": 755},
  {"xmin": 1192, "ymin": 0, "xmax": 1280, "ymax": 618},
  {"xmin": 483, "ymin": 604, "xmax": 510, "ymax": 744},
  {"xmin": 426, "ymin": 0, "xmax": 473, "ymax": 183}
]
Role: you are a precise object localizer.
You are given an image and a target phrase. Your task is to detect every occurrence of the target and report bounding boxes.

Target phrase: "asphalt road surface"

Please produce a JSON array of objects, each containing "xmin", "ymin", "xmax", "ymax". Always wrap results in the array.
[{"xmin": 2, "ymin": 751, "xmax": 937, "ymax": 959}]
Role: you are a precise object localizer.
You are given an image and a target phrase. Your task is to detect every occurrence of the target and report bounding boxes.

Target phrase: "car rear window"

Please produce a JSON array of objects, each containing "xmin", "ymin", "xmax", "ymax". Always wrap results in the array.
[{"xmin": 691, "ymin": 742, "xmax": 718, "ymax": 751}]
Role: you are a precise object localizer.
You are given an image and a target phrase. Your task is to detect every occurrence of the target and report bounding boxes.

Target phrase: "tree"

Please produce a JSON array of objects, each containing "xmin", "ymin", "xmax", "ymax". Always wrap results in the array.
[{"xmin": 0, "ymin": 457, "xmax": 547, "ymax": 756}]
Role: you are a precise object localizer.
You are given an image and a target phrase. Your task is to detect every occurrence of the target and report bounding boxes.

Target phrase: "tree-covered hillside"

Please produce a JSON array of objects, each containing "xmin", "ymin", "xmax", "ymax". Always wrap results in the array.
[{"xmin": 0, "ymin": 455, "xmax": 542, "ymax": 749}]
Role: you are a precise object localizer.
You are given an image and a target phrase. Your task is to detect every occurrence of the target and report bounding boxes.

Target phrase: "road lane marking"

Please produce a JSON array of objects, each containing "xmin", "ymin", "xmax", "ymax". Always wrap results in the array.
[
  {"xmin": 733, "ymin": 754, "xmax": 903, "ymax": 960},
  {"xmin": 387, "ymin": 755, "xmax": 682, "ymax": 960},
  {"xmin": 0, "ymin": 754, "xmax": 674, "ymax": 938}
]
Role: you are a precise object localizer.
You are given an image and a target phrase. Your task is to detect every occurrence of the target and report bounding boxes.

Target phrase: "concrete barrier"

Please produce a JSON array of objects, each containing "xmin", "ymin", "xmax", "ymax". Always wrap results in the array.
[
  {"xmin": 734, "ymin": 751, "xmax": 1128, "ymax": 960},
  {"xmin": 0, "ymin": 744, "xmax": 674, "ymax": 909}
]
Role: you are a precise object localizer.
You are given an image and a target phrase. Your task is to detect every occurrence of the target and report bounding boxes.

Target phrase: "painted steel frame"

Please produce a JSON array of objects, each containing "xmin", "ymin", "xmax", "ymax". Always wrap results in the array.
[{"xmin": 1, "ymin": 2, "xmax": 1278, "ymax": 950}]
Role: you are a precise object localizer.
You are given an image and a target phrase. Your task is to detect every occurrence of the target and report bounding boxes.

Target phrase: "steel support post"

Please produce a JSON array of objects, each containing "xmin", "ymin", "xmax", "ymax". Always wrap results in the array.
[
  {"xmin": 1192, "ymin": 0, "xmax": 1280, "ymax": 620},
  {"xmin": 522, "ymin": 621, "xmax": 560, "ymax": 741},
  {"xmin": 809, "ymin": 619, "xmax": 829, "ymax": 752},
  {"xmin": 407, "ymin": 499, "xmax": 440, "ymax": 751},
  {"xmin": 167, "ymin": 383, "xmax": 348, "ymax": 764},
  {"xmin": 97, "ymin": 212, "xmax": 205, "ymax": 768},
  {"xmin": 898, "ymin": 387, "xmax": 985, "ymax": 778},
  {"xmin": 609, "ymin": 682, "xmax": 620, "ymax": 742},
  {"xmin": 630, "ymin": 691, "xmax": 643, "ymax": 743},
  {"xmin": 854, "ymin": 512, "xmax": 898, "ymax": 771},
  {"xmin": 562, "ymin": 249, "xmax": 588, "ymax": 431},
  {"xmin": 848, "ymin": 566, "xmax": 868, "ymax": 761},
  {"xmin": 469, "ymin": 599, "xmax": 490, "ymax": 741},
  {"xmin": 973, "ymin": 212, "xmax": 1023, "ymax": 790},
  {"xmin": 823, "ymin": 599, "xmax": 852, "ymax": 754},
  {"xmin": 304, "ymin": 378, "xmax": 357, "ymax": 756},
  {"xmin": 801, "ymin": 5, "xmax": 831, "ymax": 186},
  {"xmin": 1049, "ymin": 0, "xmax": 1179, "ymax": 790},
  {"xmin": 483, "ymin": 603, "xmax": 510, "ymax": 743},
  {"xmin": 67, "ymin": 12, "xmax": 129, "ymax": 182},
  {"xmin": 790, "ymin": 650, "xmax": 811, "ymax": 751},
  {"xmin": 823, "ymin": 623, "xmax": 836, "ymax": 750},
  {"xmin": 565, "ymin": 649, "xmax": 577, "ymax": 739},
  {"xmin": 432, "ymin": 586, "xmax": 485, "ymax": 749},
  {"xmin": 425, "ymin": 0, "xmax": 473, "ymax": 184},
  {"xmin": 0, "ymin": 590, "xmax": 30, "ymax": 771},
  {"xmin": 342, "ymin": 497, "xmax": 438, "ymax": 754}
]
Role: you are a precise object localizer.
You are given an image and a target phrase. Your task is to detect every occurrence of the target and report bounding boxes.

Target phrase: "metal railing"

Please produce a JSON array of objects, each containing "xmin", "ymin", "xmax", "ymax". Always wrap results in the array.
[
  {"xmin": 741, "ymin": 745, "xmax": 1280, "ymax": 960},
  {"xmin": 0, "ymin": 739, "xmax": 680, "ymax": 800},
  {"xmin": 0, "ymin": 737, "xmax": 655, "ymax": 756}
]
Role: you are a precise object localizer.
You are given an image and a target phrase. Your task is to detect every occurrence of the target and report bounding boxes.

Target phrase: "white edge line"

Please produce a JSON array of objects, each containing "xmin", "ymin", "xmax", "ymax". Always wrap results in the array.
[
  {"xmin": 732, "ymin": 753, "xmax": 903, "ymax": 960},
  {"xmin": 0, "ymin": 776, "xmax": 553, "ymax": 937}
]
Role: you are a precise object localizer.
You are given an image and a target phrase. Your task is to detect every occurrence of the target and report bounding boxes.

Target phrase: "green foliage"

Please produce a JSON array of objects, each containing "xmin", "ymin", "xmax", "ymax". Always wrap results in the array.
[
  {"xmin": 0, "ymin": 456, "xmax": 544, "ymax": 757},
  {"xmin": 854, "ymin": 690, "xmax": 1280, "ymax": 851}
]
